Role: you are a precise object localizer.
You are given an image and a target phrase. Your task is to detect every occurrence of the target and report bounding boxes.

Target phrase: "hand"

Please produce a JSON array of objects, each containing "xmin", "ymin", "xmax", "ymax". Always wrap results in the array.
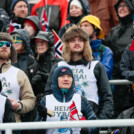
[
  {"xmin": 37, "ymin": 103, "xmax": 47, "ymax": 120},
  {"xmin": 9, "ymin": 98, "xmax": 21, "ymax": 111}
]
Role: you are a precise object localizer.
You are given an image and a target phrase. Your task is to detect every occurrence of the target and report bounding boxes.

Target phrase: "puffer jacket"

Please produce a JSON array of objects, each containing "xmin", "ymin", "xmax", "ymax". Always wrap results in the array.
[
  {"xmin": 106, "ymin": 0, "xmax": 134, "ymax": 79},
  {"xmin": 58, "ymin": 0, "xmax": 90, "ymax": 38},
  {"xmin": 35, "ymin": 66, "xmax": 99, "ymax": 134},
  {"xmin": 91, "ymin": 39, "xmax": 113, "ymax": 79},
  {"xmin": 45, "ymin": 59, "xmax": 114, "ymax": 119}
]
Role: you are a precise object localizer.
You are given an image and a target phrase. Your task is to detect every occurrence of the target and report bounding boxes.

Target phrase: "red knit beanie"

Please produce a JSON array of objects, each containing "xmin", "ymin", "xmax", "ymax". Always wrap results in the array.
[{"xmin": 24, "ymin": 20, "xmax": 37, "ymax": 31}]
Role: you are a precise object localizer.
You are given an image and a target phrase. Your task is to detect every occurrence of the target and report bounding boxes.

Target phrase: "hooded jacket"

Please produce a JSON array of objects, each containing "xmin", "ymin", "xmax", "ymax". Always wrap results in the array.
[
  {"xmin": 36, "ymin": 66, "xmax": 99, "ymax": 134},
  {"xmin": 31, "ymin": 31, "xmax": 61, "ymax": 95},
  {"xmin": 58, "ymin": 0, "xmax": 90, "ymax": 38},
  {"xmin": 106, "ymin": 0, "xmax": 134, "ymax": 79},
  {"xmin": 0, "ymin": 32, "xmax": 35, "ymax": 122},
  {"xmin": 23, "ymin": 15, "xmax": 42, "ymax": 36},
  {"xmin": 91, "ymin": 39, "xmax": 113, "ymax": 79},
  {"xmin": 11, "ymin": 29, "xmax": 38, "ymax": 83}
]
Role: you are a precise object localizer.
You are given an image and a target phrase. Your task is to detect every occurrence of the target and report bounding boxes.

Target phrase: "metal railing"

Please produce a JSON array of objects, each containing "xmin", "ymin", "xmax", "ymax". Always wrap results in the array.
[
  {"xmin": 109, "ymin": 79, "xmax": 133, "ymax": 85},
  {"xmin": 1, "ymin": 79, "xmax": 134, "ymax": 134},
  {"xmin": 1, "ymin": 119, "xmax": 134, "ymax": 134}
]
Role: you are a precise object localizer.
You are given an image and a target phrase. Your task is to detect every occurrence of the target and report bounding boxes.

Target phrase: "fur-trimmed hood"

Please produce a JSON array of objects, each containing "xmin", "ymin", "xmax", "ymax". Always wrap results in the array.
[
  {"xmin": 0, "ymin": 32, "xmax": 17, "ymax": 64},
  {"xmin": 62, "ymin": 25, "xmax": 89, "ymax": 42}
]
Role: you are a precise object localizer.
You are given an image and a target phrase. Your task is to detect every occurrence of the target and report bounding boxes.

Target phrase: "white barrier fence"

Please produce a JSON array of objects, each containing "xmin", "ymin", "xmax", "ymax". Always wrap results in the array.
[
  {"xmin": 1, "ymin": 79, "xmax": 134, "ymax": 134},
  {"xmin": 1, "ymin": 119, "xmax": 134, "ymax": 134}
]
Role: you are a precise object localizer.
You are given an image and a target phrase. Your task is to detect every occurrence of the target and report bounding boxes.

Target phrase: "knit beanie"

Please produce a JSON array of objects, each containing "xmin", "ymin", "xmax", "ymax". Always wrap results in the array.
[
  {"xmin": 23, "ymin": 20, "xmax": 37, "ymax": 31},
  {"xmin": 58, "ymin": 68, "xmax": 73, "ymax": 78},
  {"xmin": 11, "ymin": 0, "xmax": 29, "ymax": 11},
  {"xmin": 70, "ymin": 0, "xmax": 82, "ymax": 9},
  {"xmin": 0, "ymin": 32, "xmax": 17, "ymax": 64}
]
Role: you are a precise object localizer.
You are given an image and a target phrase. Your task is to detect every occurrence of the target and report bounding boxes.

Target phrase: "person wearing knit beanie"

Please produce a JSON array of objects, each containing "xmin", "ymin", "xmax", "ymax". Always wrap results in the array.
[
  {"xmin": 12, "ymin": 0, "xmax": 29, "ymax": 18},
  {"xmin": 23, "ymin": 16, "xmax": 42, "ymax": 38}
]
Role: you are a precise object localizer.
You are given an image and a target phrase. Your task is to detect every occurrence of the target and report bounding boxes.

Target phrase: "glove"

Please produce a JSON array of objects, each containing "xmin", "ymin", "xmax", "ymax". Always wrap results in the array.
[
  {"xmin": 80, "ymin": 128, "xmax": 88, "ymax": 134},
  {"xmin": 37, "ymin": 103, "xmax": 47, "ymax": 121},
  {"xmin": 31, "ymin": 71, "xmax": 42, "ymax": 85}
]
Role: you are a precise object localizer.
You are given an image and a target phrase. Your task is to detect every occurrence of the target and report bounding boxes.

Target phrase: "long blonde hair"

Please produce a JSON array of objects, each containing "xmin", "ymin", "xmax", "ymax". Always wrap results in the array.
[{"xmin": 62, "ymin": 40, "xmax": 93, "ymax": 62}]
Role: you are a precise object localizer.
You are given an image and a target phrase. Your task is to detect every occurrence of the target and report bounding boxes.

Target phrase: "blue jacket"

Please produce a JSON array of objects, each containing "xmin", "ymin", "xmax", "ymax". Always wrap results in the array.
[
  {"xmin": 36, "ymin": 66, "xmax": 99, "ymax": 134},
  {"xmin": 91, "ymin": 39, "xmax": 113, "ymax": 79}
]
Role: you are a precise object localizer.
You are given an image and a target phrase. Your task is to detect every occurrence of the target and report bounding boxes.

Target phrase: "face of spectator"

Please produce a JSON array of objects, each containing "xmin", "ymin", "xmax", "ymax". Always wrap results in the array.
[
  {"xmin": 13, "ymin": 1, "xmax": 28, "ymax": 18},
  {"xmin": 0, "ymin": 41, "xmax": 11, "ymax": 60},
  {"xmin": 23, "ymin": 23, "xmax": 36, "ymax": 38},
  {"xmin": 80, "ymin": 21, "xmax": 94, "ymax": 37},
  {"xmin": 12, "ymin": 35, "xmax": 25, "ymax": 53},
  {"xmin": 68, "ymin": 37, "xmax": 84, "ymax": 53},
  {"xmin": 36, "ymin": 39, "xmax": 49, "ymax": 55},
  {"xmin": 69, "ymin": 5, "xmax": 83, "ymax": 17},
  {"xmin": 118, "ymin": 1, "xmax": 130, "ymax": 17},
  {"xmin": 58, "ymin": 74, "xmax": 73, "ymax": 89}
]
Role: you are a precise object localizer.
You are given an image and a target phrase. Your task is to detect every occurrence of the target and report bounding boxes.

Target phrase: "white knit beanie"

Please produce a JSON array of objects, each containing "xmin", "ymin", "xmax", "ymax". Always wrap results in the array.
[{"xmin": 70, "ymin": 0, "xmax": 82, "ymax": 9}]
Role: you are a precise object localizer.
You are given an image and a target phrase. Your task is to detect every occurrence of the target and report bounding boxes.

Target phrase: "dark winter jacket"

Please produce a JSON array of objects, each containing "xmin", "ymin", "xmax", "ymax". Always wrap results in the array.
[
  {"xmin": 11, "ymin": 29, "xmax": 38, "ymax": 95},
  {"xmin": 0, "ymin": 0, "xmax": 12, "ymax": 17},
  {"xmin": 106, "ymin": 8, "xmax": 133, "ymax": 79},
  {"xmin": 91, "ymin": 39, "xmax": 113, "ymax": 79},
  {"xmin": 31, "ymin": 32, "xmax": 61, "ymax": 95},
  {"xmin": 0, "ymin": 94, "xmax": 15, "ymax": 123},
  {"xmin": 35, "ymin": 66, "xmax": 99, "ymax": 134},
  {"xmin": 58, "ymin": 0, "xmax": 90, "ymax": 38},
  {"xmin": 119, "ymin": 44, "xmax": 134, "ymax": 108},
  {"xmin": 45, "ymin": 59, "xmax": 114, "ymax": 119},
  {"xmin": 0, "ymin": 8, "xmax": 10, "ymax": 32}
]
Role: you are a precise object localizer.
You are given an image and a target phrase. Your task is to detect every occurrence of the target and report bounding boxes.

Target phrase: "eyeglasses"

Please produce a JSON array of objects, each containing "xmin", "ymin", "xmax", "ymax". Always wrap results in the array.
[
  {"xmin": 118, "ymin": 4, "xmax": 129, "ymax": 9},
  {"xmin": 12, "ymin": 36, "xmax": 23, "ymax": 44},
  {"xmin": 0, "ymin": 41, "xmax": 11, "ymax": 48}
]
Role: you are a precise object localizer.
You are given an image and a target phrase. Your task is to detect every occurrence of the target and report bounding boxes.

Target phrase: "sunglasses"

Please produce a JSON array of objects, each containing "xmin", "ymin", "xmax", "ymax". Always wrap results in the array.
[
  {"xmin": 12, "ymin": 36, "xmax": 23, "ymax": 44},
  {"xmin": 0, "ymin": 41, "xmax": 11, "ymax": 48}
]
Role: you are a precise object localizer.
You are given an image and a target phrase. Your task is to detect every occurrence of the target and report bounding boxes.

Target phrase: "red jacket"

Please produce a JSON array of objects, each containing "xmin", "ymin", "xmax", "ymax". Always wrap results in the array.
[{"xmin": 31, "ymin": 0, "xmax": 69, "ymax": 33}]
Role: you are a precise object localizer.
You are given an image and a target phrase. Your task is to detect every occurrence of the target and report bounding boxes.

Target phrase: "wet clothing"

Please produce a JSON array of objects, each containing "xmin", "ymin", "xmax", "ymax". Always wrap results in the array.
[
  {"xmin": 119, "ymin": 44, "xmax": 134, "ymax": 111},
  {"xmin": 35, "ymin": 66, "xmax": 99, "ymax": 134},
  {"xmin": 0, "ymin": 0, "xmax": 12, "ymax": 17},
  {"xmin": 91, "ymin": 39, "xmax": 113, "ymax": 79},
  {"xmin": 31, "ymin": 0, "xmax": 69, "ymax": 33},
  {"xmin": 88, "ymin": 0, "xmax": 119, "ymax": 39},
  {"xmin": 45, "ymin": 59, "xmax": 114, "ymax": 119},
  {"xmin": 58, "ymin": 0, "xmax": 90, "ymax": 38}
]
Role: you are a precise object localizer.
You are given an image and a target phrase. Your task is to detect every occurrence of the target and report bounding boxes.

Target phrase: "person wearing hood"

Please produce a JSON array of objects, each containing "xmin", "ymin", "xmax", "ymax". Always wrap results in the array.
[
  {"xmin": 80, "ymin": 15, "xmax": 113, "ymax": 80},
  {"xmin": 106, "ymin": 0, "xmax": 134, "ymax": 117},
  {"xmin": 23, "ymin": 15, "xmax": 42, "ymax": 39},
  {"xmin": 45, "ymin": 25, "xmax": 114, "ymax": 120},
  {"xmin": 0, "ymin": 32, "xmax": 35, "ymax": 122},
  {"xmin": 58, "ymin": 0, "xmax": 90, "ymax": 38},
  {"xmin": 31, "ymin": 31, "xmax": 61, "ymax": 96},
  {"xmin": 35, "ymin": 66, "xmax": 99, "ymax": 134}
]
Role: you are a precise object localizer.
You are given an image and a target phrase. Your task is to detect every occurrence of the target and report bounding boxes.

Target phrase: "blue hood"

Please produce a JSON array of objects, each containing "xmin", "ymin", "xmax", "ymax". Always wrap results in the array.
[{"xmin": 51, "ymin": 66, "xmax": 75, "ymax": 102}]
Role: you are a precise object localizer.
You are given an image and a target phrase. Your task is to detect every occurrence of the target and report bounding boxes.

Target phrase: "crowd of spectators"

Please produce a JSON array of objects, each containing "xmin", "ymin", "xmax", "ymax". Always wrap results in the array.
[{"xmin": 0, "ymin": 0, "xmax": 134, "ymax": 134}]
